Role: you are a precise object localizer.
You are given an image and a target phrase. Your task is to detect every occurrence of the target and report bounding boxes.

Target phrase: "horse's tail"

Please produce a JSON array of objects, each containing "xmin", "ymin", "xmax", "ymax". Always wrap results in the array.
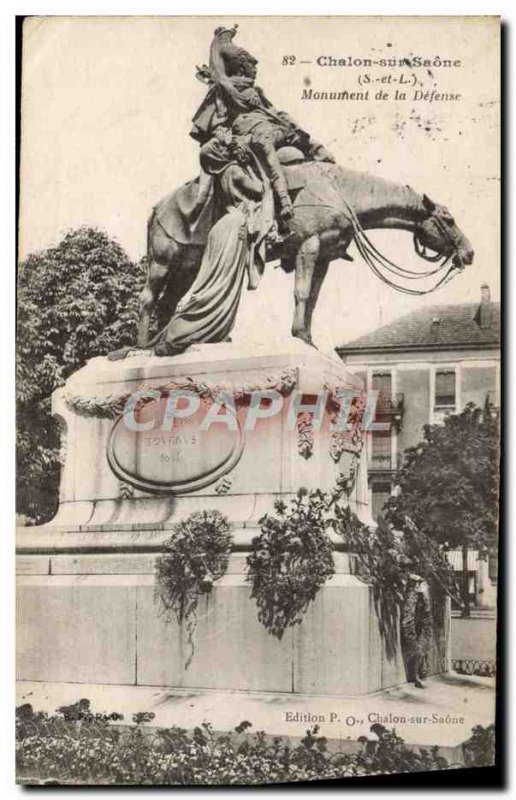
[{"xmin": 146, "ymin": 206, "xmax": 158, "ymax": 261}]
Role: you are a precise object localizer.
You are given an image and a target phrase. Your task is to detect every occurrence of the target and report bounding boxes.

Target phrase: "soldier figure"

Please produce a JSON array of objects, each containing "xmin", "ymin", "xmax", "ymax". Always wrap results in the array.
[{"xmin": 191, "ymin": 25, "xmax": 335, "ymax": 230}]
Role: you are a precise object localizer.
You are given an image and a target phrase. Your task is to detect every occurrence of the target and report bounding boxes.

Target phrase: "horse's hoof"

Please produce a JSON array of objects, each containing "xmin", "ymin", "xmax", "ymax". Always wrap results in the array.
[
  {"xmin": 154, "ymin": 342, "xmax": 171, "ymax": 357},
  {"xmin": 154, "ymin": 341, "xmax": 188, "ymax": 357},
  {"xmin": 292, "ymin": 333, "xmax": 316, "ymax": 349}
]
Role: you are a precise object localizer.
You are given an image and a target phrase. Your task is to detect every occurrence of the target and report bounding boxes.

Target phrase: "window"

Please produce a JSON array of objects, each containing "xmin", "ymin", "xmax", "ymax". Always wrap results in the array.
[
  {"xmin": 371, "ymin": 429, "xmax": 391, "ymax": 467},
  {"xmin": 434, "ymin": 369, "xmax": 456, "ymax": 413},
  {"xmin": 372, "ymin": 483, "xmax": 391, "ymax": 521},
  {"xmin": 372, "ymin": 372, "xmax": 392, "ymax": 398}
]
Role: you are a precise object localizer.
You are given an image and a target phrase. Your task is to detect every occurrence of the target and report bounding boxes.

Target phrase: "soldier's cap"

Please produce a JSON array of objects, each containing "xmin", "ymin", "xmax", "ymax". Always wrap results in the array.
[{"xmin": 214, "ymin": 24, "xmax": 238, "ymax": 38}]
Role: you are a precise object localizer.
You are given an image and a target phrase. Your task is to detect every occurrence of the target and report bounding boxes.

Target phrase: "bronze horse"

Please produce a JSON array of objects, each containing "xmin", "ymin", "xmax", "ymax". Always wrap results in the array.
[{"xmin": 137, "ymin": 161, "xmax": 474, "ymax": 349}]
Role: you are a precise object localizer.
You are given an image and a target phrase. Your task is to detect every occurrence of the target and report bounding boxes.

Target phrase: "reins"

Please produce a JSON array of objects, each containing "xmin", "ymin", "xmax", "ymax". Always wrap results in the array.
[
  {"xmin": 299, "ymin": 169, "xmax": 459, "ymax": 296},
  {"xmin": 342, "ymin": 199, "xmax": 457, "ymax": 296}
]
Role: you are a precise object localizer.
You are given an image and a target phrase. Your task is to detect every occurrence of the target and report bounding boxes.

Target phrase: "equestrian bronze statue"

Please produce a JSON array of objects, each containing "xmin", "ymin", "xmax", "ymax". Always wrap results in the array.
[{"xmin": 131, "ymin": 26, "xmax": 474, "ymax": 357}]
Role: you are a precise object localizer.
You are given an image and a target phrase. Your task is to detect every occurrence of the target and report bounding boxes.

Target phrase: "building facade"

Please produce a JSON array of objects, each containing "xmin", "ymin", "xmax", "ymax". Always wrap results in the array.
[{"xmin": 337, "ymin": 285, "xmax": 500, "ymax": 606}]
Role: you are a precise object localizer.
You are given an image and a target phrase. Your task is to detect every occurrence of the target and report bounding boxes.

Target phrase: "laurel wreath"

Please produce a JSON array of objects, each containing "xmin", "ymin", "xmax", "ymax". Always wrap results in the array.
[
  {"xmin": 246, "ymin": 489, "xmax": 335, "ymax": 640},
  {"xmin": 154, "ymin": 510, "xmax": 233, "ymax": 669},
  {"xmin": 63, "ymin": 369, "xmax": 299, "ymax": 420}
]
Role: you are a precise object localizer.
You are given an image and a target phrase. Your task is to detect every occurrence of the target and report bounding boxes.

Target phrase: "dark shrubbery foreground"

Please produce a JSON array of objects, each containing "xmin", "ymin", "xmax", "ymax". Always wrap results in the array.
[{"xmin": 16, "ymin": 701, "xmax": 494, "ymax": 785}]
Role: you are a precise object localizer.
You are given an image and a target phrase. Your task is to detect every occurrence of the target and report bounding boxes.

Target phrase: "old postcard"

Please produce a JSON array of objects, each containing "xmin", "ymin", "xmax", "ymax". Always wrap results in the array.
[{"xmin": 16, "ymin": 15, "xmax": 500, "ymax": 785}]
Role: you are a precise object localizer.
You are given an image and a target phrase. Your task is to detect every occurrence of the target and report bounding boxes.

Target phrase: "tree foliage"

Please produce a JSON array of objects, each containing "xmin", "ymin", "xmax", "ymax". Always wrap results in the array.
[
  {"xmin": 17, "ymin": 228, "xmax": 146, "ymax": 522},
  {"xmin": 384, "ymin": 403, "xmax": 500, "ymax": 552}
]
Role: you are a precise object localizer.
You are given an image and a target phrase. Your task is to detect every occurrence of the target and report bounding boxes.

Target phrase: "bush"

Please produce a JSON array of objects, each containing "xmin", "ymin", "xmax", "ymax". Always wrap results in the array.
[
  {"xmin": 16, "ymin": 703, "xmax": 459, "ymax": 785},
  {"xmin": 462, "ymin": 724, "xmax": 495, "ymax": 767}
]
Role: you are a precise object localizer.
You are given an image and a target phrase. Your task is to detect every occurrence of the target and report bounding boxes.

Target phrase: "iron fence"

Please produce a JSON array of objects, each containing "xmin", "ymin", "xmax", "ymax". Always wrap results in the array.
[{"xmin": 452, "ymin": 658, "xmax": 496, "ymax": 677}]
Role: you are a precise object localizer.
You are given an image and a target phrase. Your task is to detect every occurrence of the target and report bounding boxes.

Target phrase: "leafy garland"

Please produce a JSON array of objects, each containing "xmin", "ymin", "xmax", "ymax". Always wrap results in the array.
[
  {"xmin": 246, "ymin": 483, "xmax": 459, "ymax": 661},
  {"xmin": 246, "ymin": 489, "xmax": 335, "ymax": 639},
  {"xmin": 333, "ymin": 506, "xmax": 406, "ymax": 661},
  {"xmin": 333, "ymin": 506, "xmax": 458, "ymax": 663},
  {"xmin": 154, "ymin": 510, "xmax": 232, "ymax": 668},
  {"xmin": 154, "ymin": 484, "xmax": 459, "ymax": 670}
]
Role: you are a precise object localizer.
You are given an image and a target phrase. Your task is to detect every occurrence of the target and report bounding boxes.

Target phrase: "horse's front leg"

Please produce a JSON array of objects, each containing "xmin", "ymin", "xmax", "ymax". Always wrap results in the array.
[
  {"xmin": 292, "ymin": 235, "xmax": 320, "ymax": 345},
  {"xmin": 305, "ymin": 257, "xmax": 330, "ymax": 340}
]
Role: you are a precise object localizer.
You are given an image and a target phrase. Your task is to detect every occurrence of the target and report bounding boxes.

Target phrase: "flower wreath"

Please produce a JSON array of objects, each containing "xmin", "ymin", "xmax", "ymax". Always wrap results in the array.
[{"xmin": 154, "ymin": 510, "xmax": 232, "ymax": 669}]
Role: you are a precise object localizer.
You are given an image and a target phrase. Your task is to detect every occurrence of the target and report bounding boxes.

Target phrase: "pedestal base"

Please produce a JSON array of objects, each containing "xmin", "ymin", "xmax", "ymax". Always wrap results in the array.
[
  {"xmin": 16, "ymin": 552, "xmax": 449, "ymax": 695},
  {"xmin": 17, "ymin": 343, "xmax": 448, "ymax": 696},
  {"xmin": 45, "ymin": 342, "xmax": 372, "ymax": 534}
]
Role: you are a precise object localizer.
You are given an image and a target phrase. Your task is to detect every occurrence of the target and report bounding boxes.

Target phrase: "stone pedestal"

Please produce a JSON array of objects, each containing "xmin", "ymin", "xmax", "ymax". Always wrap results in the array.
[{"xmin": 16, "ymin": 342, "xmax": 449, "ymax": 695}]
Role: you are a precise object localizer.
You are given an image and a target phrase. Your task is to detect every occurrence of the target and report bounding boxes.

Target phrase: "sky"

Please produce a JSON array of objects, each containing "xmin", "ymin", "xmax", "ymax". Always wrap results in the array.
[{"xmin": 19, "ymin": 16, "xmax": 500, "ymax": 354}]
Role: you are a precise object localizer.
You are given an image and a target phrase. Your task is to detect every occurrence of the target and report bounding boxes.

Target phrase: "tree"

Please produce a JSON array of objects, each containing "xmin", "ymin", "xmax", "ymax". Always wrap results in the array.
[
  {"xmin": 384, "ymin": 403, "xmax": 500, "ymax": 617},
  {"xmin": 17, "ymin": 228, "xmax": 146, "ymax": 523}
]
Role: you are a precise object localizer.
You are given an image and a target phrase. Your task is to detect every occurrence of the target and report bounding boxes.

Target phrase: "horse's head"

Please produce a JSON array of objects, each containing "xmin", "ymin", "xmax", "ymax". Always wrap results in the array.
[{"xmin": 415, "ymin": 194, "xmax": 474, "ymax": 270}]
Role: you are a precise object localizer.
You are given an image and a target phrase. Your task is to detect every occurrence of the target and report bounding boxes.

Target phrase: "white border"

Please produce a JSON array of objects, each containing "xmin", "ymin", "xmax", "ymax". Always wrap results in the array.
[{"xmin": 2, "ymin": 3, "xmax": 513, "ymax": 798}]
